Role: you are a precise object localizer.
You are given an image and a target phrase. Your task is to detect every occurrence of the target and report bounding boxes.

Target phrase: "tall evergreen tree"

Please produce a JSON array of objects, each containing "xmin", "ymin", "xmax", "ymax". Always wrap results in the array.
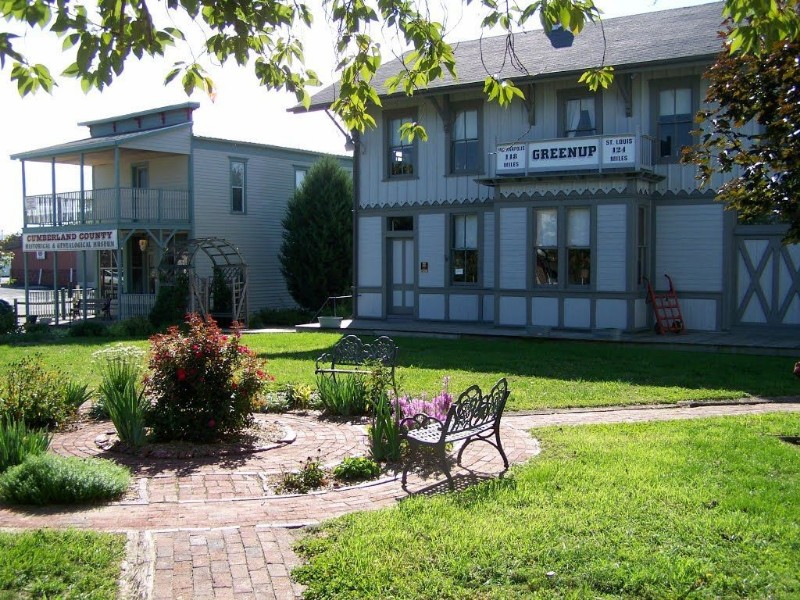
[{"xmin": 280, "ymin": 157, "xmax": 353, "ymax": 312}]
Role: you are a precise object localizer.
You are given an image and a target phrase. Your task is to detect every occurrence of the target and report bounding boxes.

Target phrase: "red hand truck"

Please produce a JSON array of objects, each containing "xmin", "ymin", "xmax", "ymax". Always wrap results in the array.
[{"xmin": 644, "ymin": 274, "xmax": 685, "ymax": 334}]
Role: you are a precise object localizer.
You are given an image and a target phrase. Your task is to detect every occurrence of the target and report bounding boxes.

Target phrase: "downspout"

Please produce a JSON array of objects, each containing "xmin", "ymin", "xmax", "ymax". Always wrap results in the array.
[{"xmin": 21, "ymin": 161, "xmax": 29, "ymax": 321}]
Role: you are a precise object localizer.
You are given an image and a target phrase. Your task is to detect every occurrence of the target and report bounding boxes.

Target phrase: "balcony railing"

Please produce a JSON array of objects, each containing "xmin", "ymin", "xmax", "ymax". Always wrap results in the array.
[
  {"xmin": 24, "ymin": 187, "xmax": 190, "ymax": 227},
  {"xmin": 490, "ymin": 134, "xmax": 656, "ymax": 179}
]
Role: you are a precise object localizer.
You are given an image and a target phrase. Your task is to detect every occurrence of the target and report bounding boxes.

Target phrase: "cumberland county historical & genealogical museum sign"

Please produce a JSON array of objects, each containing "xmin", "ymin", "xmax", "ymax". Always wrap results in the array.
[{"xmin": 23, "ymin": 229, "xmax": 119, "ymax": 252}]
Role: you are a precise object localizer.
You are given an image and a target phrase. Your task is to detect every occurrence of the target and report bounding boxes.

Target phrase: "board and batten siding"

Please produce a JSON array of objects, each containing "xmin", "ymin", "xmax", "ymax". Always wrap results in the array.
[
  {"xmin": 483, "ymin": 212, "xmax": 495, "ymax": 289},
  {"xmin": 418, "ymin": 213, "xmax": 445, "ymax": 288},
  {"xmin": 358, "ymin": 98, "xmax": 489, "ymax": 208},
  {"xmin": 655, "ymin": 204, "xmax": 723, "ymax": 293},
  {"xmin": 358, "ymin": 216, "xmax": 382, "ymax": 288},
  {"xmin": 498, "ymin": 207, "xmax": 527, "ymax": 290},
  {"xmin": 595, "ymin": 204, "xmax": 627, "ymax": 292}
]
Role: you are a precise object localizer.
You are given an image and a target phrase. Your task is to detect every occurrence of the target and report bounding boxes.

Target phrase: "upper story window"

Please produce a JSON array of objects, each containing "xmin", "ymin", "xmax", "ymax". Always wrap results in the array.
[
  {"xmin": 451, "ymin": 213, "xmax": 478, "ymax": 284},
  {"xmin": 451, "ymin": 107, "xmax": 480, "ymax": 173},
  {"xmin": 387, "ymin": 114, "xmax": 416, "ymax": 178},
  {"xmin": 657, "ymin": 87, "xmax": 693, "ymax": 159},
  {"xmin": 295, "ymin": 167, "xmax": 307, "ymax": 190},
  {"xmin": 230, "ymin": 159, "xmax": 246, "ymax": 213},
  {"xmin": 560, "ymin": 91, "xmax": 601, "ymax": 138}
]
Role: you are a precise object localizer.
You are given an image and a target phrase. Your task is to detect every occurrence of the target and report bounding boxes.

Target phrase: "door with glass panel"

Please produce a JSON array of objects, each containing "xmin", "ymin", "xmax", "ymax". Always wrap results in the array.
[{"xmin": 388, "ymin": 237, "xmax": 414, "ymax": 315}]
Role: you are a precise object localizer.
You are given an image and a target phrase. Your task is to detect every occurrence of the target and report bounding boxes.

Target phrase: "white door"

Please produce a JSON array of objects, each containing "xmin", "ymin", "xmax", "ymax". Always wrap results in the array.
[{"xmin": 389, "ymin": 238, "xmax": 414, "ymax": 315}]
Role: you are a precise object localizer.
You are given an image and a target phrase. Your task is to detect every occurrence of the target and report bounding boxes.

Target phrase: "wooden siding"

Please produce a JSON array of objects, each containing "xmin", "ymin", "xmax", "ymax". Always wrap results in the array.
[
  {"xmin": 595, "ymin": 204, "xmax": 627, "ymax": 292},
  {"xmin": 94, "ymin": 154, "xmax": 188, "ymax": 189},
  {"xmin": 655, "ymin": 204, "xmax": 723, "ymax": 292},
  {"xmin": 564, "ymin": 298, "xmax": 591, "ymax": 328},
  {"xmin": 192, "ymin": 145, "xmax": 323, "ymax": 312},
  {"xmin": 483, "ymin": 212, "xmax": 495, "ymax": 288},
  {"xmin": 679, "ymin": 298, "xmax": 718, "ymax": 331},
  {"xmin": 596, "ymin": 299, "xmax": 628, "ymax": 329},
  {"xmin": 419, "ymin": 293, "xmax": 445, "ymax": 320},
  {"xmin": 121, "ymin": 125, "xmax": 192, "ymax": 154},
  {"xmin": 498, "ymin": 296, "xmax": 526, "ymax": 325},
  {"xmin": 358, "ymin": 217, "xmax": 382, "ymax": 287},
  {"xmin": 498, "ymin": 207, "xmax": 527, "ymax": 290},
  {"xmin": 418, "ymin": 213, "xmax": 445, "ymax": 288},
  {"xmin": 531, "ymin": 297, "xmax": 558, "ymax": 327},
  {"xmin": 450, "ymin": 294, "xmax": 479, "ymax": 321}
]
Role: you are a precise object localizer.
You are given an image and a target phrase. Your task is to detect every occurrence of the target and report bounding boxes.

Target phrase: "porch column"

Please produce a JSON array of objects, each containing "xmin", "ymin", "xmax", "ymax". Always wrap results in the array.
[
  {"xmin": 115, "ymin": 246, "xmax": 122, "ymax": 320},
  {"xmin": 51, "ymin": 156, "xmax": 57, "ymax": 226},
  {"xmin": 80, "ymin": 153, "xmax": 86, "ymax": 225},
  {"xmin": 114, "ymin": 146, "xmax": 121, "ymax": 220},
  {"xmin": 52, "ymin": 251, "xmax": 59, "ymax": 325},
  {"xmin": 21, "ymin": 161, "xmax": 29, "ymax": 322}
]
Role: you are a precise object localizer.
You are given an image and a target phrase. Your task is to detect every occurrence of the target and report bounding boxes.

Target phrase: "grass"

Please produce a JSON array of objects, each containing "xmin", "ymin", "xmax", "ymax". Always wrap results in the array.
[
  {"xmin": 1, "ymin": 332, "xmax": 795, "ymax": 411},
  {"xmin": 294, "ymin": 413, "xmax": 800, "ymax": 599},
  {"xmin": 0, "ymin": 529, "xmax": 125, "ymax": 600}
]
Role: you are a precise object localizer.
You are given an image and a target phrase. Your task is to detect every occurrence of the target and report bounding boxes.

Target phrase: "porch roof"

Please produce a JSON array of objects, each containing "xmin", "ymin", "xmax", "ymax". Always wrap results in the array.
[{"xmin": 10, "ymin": 122, "xmax": 192, "ymax": 164}]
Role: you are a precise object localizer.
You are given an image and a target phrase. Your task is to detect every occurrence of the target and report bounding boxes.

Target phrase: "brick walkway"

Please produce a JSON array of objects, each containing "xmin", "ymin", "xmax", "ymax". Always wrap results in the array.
[{"xmin": 1, "ymin": 401, "xmax": 798, "ymax": 599}]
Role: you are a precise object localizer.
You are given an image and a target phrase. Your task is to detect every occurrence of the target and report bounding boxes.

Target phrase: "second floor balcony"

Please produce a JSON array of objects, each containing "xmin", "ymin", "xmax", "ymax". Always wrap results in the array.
[{"xmin": 24, "ymin": 187, "xmax": 191, "ymax": 228}]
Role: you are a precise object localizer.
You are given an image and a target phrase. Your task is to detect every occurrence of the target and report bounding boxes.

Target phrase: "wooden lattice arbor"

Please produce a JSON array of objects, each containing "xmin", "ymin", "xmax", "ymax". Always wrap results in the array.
[{"xmin": 158, "ymin": 237, "xmax": 249, "ymax": 325}]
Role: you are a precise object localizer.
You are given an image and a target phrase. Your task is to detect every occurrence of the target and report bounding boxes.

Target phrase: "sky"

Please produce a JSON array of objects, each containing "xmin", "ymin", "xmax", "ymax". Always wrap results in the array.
[{"xmin": 0, "ymin": 0, "xmax": 719, "ymax": 237}]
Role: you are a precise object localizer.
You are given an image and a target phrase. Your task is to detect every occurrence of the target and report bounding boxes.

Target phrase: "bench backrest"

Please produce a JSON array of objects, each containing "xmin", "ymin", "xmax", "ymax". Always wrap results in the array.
[
  {"xmin": 443, "ymin": 378, "xmax": 509, "ymax": 436},
  {"xmin": 329, "ymin": 335, "xmax": 397, "ymax": 368}
]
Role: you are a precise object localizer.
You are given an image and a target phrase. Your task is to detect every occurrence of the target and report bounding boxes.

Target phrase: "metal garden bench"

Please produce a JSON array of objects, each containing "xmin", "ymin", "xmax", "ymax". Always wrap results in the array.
[
  {"xmin": 314, "ymin": 335, "xmax": 398, "ymax": 389},
  {"xmin": 401, "ymin": 377, "xmax": 510, "ymax": 490}
]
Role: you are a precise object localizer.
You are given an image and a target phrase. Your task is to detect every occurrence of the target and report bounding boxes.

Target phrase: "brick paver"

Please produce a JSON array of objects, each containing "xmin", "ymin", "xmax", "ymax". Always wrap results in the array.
[{"xmin": 2, "ymin": 401, "xmax": 798, "ymax": 599}]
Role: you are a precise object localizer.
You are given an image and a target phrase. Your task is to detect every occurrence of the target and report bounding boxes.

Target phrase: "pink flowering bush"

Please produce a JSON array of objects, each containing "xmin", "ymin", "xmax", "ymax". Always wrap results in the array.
[
  {"xmin": 392, "ymin": 377, "xmax": 453, "ymax": 426},
  {"xmin": 145, "ymin": 313, "xmax": 272, "ymax": 443}
]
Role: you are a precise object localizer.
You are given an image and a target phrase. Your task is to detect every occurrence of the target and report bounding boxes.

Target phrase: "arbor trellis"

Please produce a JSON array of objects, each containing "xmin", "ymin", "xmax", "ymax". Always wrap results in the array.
[{"xmin": 158, "ymin": 237, "xmax": 248, "ymax": 325}]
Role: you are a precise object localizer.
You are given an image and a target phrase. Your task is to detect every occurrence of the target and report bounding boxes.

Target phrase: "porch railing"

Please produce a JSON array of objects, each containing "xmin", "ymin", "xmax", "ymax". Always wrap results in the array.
[{"xmin": 24, "ymin": 188, "xmax": 190, "ymax": 227}]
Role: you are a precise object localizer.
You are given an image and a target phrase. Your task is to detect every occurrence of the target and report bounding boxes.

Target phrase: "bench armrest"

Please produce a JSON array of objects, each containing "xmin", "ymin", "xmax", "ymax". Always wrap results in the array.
[{"xmin": 314, "ymin": 352, "xmax": 333, "ymax": 372}]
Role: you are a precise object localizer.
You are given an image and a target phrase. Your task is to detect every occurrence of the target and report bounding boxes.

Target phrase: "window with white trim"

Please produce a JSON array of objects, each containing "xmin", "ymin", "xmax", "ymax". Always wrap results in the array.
[
  {"xmin": 657, "ymin": 87, "xmax": 693, "ymax": 159},
  {"xmin": 451, "ymin": 108, "xmax": 480, "ymax": 173},
  {"xmin": 230, "ymin": 159, "xmax": 246, "ymax": 213},
  {"xmin": 387, "ymin": 115, "xmax": 416, "ymax": 177},
  {"xmin": 564, "ymin": 97, "xmax": 597, "ymax": 137},
  {"xmin": 567, "ymin": 208, "xmax": 591, "ymax": 285},
  {"xmin": 451, "ymin": 214, "xmax": 478, "ymax": 284},
  {"xmin": 534, "ymin": 208, "xmax": 559, "ymax": 286}
]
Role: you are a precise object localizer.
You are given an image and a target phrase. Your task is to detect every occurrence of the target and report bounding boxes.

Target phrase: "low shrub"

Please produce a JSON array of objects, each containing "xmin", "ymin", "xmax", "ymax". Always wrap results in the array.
[
  {"xmin": 62, "ymin": 381, "xmax": 92, "ymax": 411},
  {"xmin": 278, "ymin": 456, "xmax": 326, "ymax": 494},
  {"xmin": 145, "ymin": 313, "xmax": 271, "ymax": 443},
  {"xmin": 333, "ymin": 456, "xmax": 381, "ymax": 482},
  {"xmin": 254, "ymin": 392, "xmax": 290, "ymax": 413},
  {"xmin": 0, "ymin": 354, "xmax": 77, "ymax": 429},
  {"xmin": 107, "ymin": 316, "xmax": 155, "ymax": 339},
  {"xmin": 0, "ymin": 454, "xmax": 131, "ymax": 505},
  {"xmin": 316, "ymin": 374, "xmax": 370, "ymax": 416},
  {"xmin": 67, "ymin": 320, "xmax": 109, "ymax": 337},
  {"xmin": 0, "ymin": 299, "xmax": 15, "ymax": 335},
  {"xmin": 0, "ymin": 418, "xmax": 51, "ymax": 473},
  {"xmin": 284, "ymin": 382, "xmax": 316, "ymax": 410}
]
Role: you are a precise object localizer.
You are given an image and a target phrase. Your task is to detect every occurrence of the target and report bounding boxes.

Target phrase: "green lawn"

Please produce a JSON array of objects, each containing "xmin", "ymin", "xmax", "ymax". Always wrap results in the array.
[
  {"xmin": 294, "ymin": 413, "xmax": 800, "ymax": 599},
  {"xmin": 0, "ymin": 529, "xmax": 125, "ymax": 599},
  {"xmin": 1, "ymin": 332, "xmax": 796, "ymax": 410}
]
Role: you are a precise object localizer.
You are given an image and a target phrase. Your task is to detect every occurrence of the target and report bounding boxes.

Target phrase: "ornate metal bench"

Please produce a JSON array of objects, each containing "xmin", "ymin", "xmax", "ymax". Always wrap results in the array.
[
  {"xmin": 314, "ymin": 335, "xmax": 398, "ymax": 388},
  {"xmin": 401, "ymin": 377, "xmax": 510, "ymax": 490}
]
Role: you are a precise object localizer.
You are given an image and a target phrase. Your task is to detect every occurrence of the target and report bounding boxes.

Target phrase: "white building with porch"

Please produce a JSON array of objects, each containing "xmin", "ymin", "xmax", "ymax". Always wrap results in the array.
[{"xmin": 12, "ymin": 102, "xmax": 351, "ymax": 324}]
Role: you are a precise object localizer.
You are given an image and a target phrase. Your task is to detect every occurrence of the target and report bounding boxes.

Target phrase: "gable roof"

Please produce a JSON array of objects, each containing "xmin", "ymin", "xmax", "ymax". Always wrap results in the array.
[{"xmin": 297, "ymin": 1, "xmax": 724, "ymax": 112}]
